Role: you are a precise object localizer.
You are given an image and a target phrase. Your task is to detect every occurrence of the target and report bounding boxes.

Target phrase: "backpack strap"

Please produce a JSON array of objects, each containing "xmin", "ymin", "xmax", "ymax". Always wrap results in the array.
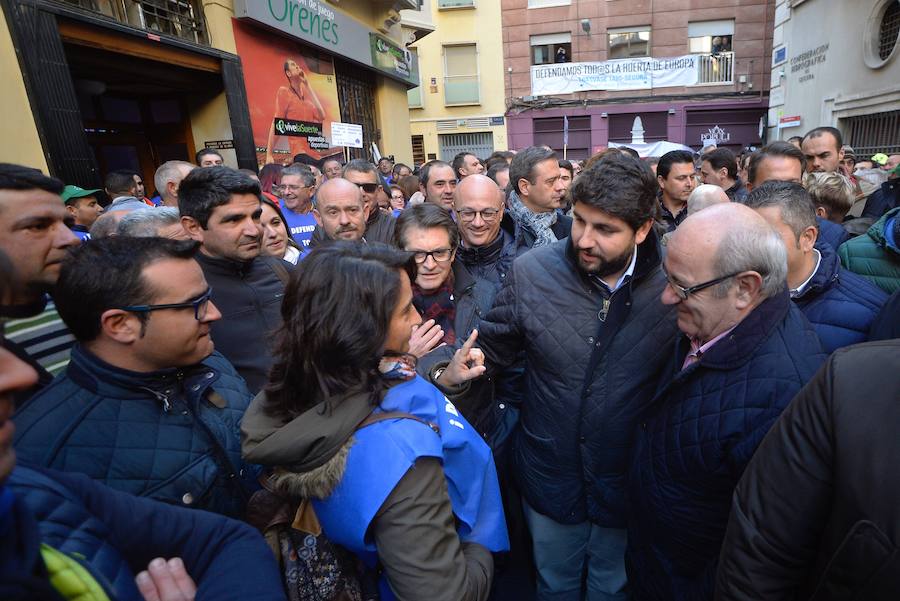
[
  {"xmin": 264, "ymin": 257, "xmax": 291, "ymax": 286},
  {"xmin": 355, "ymin": 410, "xmax": 440, "ymax": 435}
]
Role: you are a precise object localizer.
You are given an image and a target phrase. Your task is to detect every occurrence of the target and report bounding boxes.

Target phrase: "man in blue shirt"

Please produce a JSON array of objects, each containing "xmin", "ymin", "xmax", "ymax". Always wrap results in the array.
[
  {"xmin": 62, "ymin": 185, "xmax": 104, "ymax": 241},
  {"xmin": 279, "ymin": 165, "xmax": 317, "ymax": 252}
]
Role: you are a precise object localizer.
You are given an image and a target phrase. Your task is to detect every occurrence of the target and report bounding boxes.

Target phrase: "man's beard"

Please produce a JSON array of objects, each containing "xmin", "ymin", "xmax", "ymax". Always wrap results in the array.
[{"xmin": 576, "ymin": 242, "xmax": 634, "ymax": 278}]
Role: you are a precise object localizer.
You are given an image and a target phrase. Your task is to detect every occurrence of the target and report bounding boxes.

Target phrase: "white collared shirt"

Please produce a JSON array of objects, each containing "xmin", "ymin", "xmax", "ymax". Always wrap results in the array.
[
  {"xmin": 597, "ymin": 247, "xmax": 638, "ymax": 294},
  {"xmin": 790, "ymin": 248, "xmax": 822, "ymax": 298}
]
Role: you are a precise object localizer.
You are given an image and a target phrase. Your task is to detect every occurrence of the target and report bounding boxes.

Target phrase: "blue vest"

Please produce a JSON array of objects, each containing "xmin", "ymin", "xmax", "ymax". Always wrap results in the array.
[{"xmin": 313, "ymin": 376, "xmax": 509, "ymax": 567}]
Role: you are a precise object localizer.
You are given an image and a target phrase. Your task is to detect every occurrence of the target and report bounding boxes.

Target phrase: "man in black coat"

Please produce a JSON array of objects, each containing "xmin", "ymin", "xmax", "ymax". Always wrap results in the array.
[
  {"xmin": 439, "ymin": 154, "xmax": 678, "ymax": 600},
  {"xmin": 716, "ymin": 339, "xmax": 900, "ymax": 600},
  {"xmin": 180, "ymin": 167, "xmax": 292, "ymax": 394}
]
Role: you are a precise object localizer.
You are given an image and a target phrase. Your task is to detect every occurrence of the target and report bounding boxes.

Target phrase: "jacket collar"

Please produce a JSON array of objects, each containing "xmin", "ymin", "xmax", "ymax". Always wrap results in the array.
[
  {"xmin": 793, "ymin": 243, "xmax": 839, "ymax": 301},
  {"xmin": 66, "ymin": 343, "xmax": 215, "ymax": 399},
  {"xmin": 677, "ymin": 289, "xmax": 792, "ymax": 371},
  {"xmin": 194, "ymin": 251, "xmax": 257, "ymax": 276},
  {"xmin": 456, "ymin": 229, "xmax": 510, "ymax": 267}
]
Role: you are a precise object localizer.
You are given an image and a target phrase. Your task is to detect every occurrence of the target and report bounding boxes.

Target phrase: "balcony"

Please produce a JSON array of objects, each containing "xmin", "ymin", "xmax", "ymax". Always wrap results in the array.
[
  {"xmin": 408, "ymin": 86, "xmax": 423, "ymax": 108},
  {"xmin": 56, "ymin": 0, "xmax": 208, "ymax": 45},
  {"xmin": 444, "ymin": 75, "xmax": 480, "ymax": 105},
  {"xmin": 695, "ymin": 52, "xmax": 734, "ymax": 86}
]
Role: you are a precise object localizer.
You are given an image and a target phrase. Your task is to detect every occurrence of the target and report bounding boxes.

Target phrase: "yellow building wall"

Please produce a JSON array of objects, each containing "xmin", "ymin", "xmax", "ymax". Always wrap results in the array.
[
  {"xmin": 0, "ymin": 6, "xmax": 49, "ymax": 173},
  {"xmin": 203, "ymin": 0, "xmax": 414, "ymax": 165},
  {"xmin": 408, "ymin": 1, "xmax": 508, "ymax": 160}
]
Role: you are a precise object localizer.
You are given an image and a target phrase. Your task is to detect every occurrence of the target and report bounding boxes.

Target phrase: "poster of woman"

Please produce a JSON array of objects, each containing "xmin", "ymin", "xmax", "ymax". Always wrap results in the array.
[{"xmin": 232, "ymin": 20, "xmax": 343, "ymax": 166}]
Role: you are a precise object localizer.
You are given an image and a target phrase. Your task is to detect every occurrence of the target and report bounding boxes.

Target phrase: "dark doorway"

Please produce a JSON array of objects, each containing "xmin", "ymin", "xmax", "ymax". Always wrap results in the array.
[{"xmin": 65, "ymin": 41, "xmax": 221, "ymax": 197}]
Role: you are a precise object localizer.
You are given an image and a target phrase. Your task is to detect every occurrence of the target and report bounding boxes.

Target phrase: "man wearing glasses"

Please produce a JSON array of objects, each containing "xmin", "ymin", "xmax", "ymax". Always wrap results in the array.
[
  {"xmin": 625, "ymin": 202, "xmax": 825, "ymax": 600},
  {"xmin": 13, "ymin": 236, "xmax": 261, "ymax": 520},
  {"xmin": 279, "ymin": 165, "xmax": 318, "ymax": 251}
]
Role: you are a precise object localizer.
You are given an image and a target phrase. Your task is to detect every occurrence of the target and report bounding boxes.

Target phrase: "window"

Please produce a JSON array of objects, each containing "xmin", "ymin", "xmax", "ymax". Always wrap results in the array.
[
  {"xmin": 438, "ymin": 133, "xmax": 494, "ymax": 162},
  {"xmin": 407, "ymin": 48, "xmax": 423, "ymax": 108},
  {"xmin": 845, "ymin": 110, "xmax": 900, "ymax": 155},
  {"xmin": 443, "ymin": 44, "xmax": 479, "ymax": 105},
  {"xmin": 531, "ymin": 33, "xmax": 572, "ymax": 65},
  {"xmin": 527, "ymin": 0, "xmax": 571, "ymax": 8},
  {"xmin": 878, "ymin": 0, "xmax": 900, "ymax": 60},
  {"xmin": 688, "ymin": 20, "xmax": 734, "ymax": 54},
  {"xmin": 607, "ymin": 27, "xmax": 650, "ymax": 59},
  {"xmin": 438, "ymin": 0, "xmax": 475, "ymax": 8}
]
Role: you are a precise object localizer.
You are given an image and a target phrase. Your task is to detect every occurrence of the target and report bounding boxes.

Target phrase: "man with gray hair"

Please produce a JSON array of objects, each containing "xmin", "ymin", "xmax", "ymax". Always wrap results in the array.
[
  {"xmin": 503, "ymin": 146, "xmax": 570, "ymax": 254},
  {"xmin": 626, "ymin": 202, "xmax": 825, "ymax": 600},
  {"xmin": 154, "ymin": 160, "xmax": 195, "ymax": 208},
  {"xmin": 686, "ymin": 184, "xmax": 729, "ymax": 215},
  {"xmin": 116, "ymin": 207, "xmax": 188, "ymax": 239},
  {"xmin": 279, "ymin": 165, "xmax": 317, "ymax": 251},
  {"xmin": 746, "ymin": 181, "xmax": 886, "ymax": 353}
]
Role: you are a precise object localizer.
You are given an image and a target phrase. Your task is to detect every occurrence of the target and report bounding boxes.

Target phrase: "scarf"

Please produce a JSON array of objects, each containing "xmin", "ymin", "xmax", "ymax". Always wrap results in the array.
[
  {"xmin": 378, "ymin": 354, "xmax": 418, "ymax": 381},
  {"xmin": 412, "ymin": 277, "xmax": 457, "ymax": 345},
  {"xmin": 507, "ymin": 189, "xmax": 559, "ymax": 248}
]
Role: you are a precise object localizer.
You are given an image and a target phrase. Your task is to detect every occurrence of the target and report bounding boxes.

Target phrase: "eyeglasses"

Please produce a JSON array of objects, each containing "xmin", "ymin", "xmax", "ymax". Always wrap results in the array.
[
  {"xmin": 410, "ymin": 249, "xmax": 453, "ymax": 264},
  {"xmin": 456, "ymin": 208, "xmax": 501, "ymax": 223},
  {"xmin": 662, "ymin": 269, "xmax": 744, "ymax": 300},
  {"xmin": 353, "ymin": 182, "xmax": 380, "ymax": 194},
  {"xmin": 117, "ymin": 288, "xmax": 213, "ymax": 321},
  {"xmin": 282, "ymin": 184, "xmax": 313, "ymax": 191}
]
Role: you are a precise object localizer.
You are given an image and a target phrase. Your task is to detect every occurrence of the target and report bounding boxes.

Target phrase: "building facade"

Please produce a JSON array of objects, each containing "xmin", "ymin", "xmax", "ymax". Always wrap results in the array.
[
  {"xmin": 502, "ymin": 0, "xmax": 775, "ymax": 158},
  {"xmin": 0, "ymin": 0, "xmax": 419, "ymax": 191},
  {"xmin": 768, "ymin": 0, "xmax": 900, "ymax": 155},
  {"xmin": 403, "ymin": 0, "xmax": 508, "ymax": 165}
]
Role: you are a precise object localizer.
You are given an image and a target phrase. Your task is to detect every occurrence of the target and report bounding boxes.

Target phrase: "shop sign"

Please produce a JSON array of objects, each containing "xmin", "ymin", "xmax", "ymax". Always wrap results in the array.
[
  {"xmin": 370, "ymin": 34, "xmax": 413, "ymax": 80},
  {"xmin": 700, "ymin": 125, "xmax": 732, "ymax": 146},
  {"xmin": 331, "ymin": 122, "xmax": 363, "ymax": 148},
  {"xmin": 204, "ymin": 139, "xmax": 235, "ymax": 150},
  {"xmin": 274, "ymin": 119, "xmax": 330, "ymax": 151},
  {"xmin": 780, "ymin": 115, "xmax": 802, "ymax": 128},
  {"xmin": 531, "ymin": 54, "xmax": 699, "ymax": 96},
  {"xmin": 234, "ymin": 0, "xmax": 418, "ymax": 87}
]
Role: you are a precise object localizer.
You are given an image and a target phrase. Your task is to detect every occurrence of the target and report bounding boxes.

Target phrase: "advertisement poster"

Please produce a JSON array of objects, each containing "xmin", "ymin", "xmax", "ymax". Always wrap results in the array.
[
  {"xmin": 531, "ymin": 54, "xmax": 699, "ymax": 96},
  {"xmin": 232, "ymin": 19, "xmax": 343, "ymax": 166}
]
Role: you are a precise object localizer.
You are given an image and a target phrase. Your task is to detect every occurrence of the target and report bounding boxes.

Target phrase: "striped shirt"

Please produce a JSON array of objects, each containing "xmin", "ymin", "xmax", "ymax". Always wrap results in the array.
[{"xmin": 3, "ymin": 298, "xmax": 75, "ymax": 376}]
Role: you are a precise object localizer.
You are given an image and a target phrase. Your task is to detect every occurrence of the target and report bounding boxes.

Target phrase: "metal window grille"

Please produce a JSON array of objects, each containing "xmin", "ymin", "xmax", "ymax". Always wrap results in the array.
[
  {"xmin": 438, "ymin": 133, "xmax": 494, "ymax": 162},
  {"xmin": 335, "ymin": 59, "xmax": 379, "ymax": 161},
  {"xmin": 879, "ymin": 1, "xmax": 900, "ymax": 60},
  {"xmin": 57, "ymin": 0, "xmax": 208, "ymax": 45},
  {"xmin": 845, "ymin": 110, "xmax": 900, "ymax": 156}
]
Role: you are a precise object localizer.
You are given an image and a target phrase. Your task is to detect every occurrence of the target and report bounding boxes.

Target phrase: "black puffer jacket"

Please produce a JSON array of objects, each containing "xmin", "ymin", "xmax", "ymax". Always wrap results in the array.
[
  {"xmin": 194, "ymin": 254, "xmax": 291, "ymax": 394},
  {"xmin": 475, "ymin": 232, "xmax": 678, "ymax": 526},
  {"xmin": 716, "ymin": 340, "xmax": 900, "ymax": 600}
]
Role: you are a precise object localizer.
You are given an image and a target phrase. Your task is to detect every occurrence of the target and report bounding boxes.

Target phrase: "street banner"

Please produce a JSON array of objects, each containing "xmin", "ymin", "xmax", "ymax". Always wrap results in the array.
[
  {"xmin": 531, "ymin": 54, "xmax": 699, "ymax": 95},
  {"xmin": 232, "ymin": 20, "xmax": 343, "ymax": 167}
]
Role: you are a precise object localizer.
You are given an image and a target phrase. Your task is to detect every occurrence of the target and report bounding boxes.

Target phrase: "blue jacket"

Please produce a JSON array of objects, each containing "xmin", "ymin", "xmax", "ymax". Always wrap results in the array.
[
  {"xmin": 816, "ymin": 216, "xmax": 851, "ymax": 251},
  {"xmin": 475, "ymin": 232, "xmax": 678, "ymax": 526},
  {"xmin": 793, "ymin": 243, "xmax": 888, "ymax": 353},
  {"xmin": 627, "ymin": 291, "xmax": 825, "ymax": 600},
  {"xmin": 14, "ymin": 345, "xmax": 260, "ymax": 518},
  {"xmin": 2, "ymin": 466, "xmax": 284, "ymax": 601}
]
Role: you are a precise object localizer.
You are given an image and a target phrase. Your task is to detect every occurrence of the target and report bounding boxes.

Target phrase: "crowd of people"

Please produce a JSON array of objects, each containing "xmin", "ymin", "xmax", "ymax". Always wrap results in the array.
[{"xmin": 1, "ymin": 127, "xmax": 899, "ymax": 601}]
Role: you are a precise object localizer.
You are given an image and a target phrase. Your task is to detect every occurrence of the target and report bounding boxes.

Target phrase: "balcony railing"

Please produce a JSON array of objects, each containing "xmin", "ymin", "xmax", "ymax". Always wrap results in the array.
[
  {"xmin": 695, "ymin": 52, "xmax": 734, "ymax": 85},
  {"xmin": 444, "ymin": 75, "xmax": 480, "ymax": 105},
  {"xmin": 58, "ymin": 0, "xmax": 208, "ymax": 45}
]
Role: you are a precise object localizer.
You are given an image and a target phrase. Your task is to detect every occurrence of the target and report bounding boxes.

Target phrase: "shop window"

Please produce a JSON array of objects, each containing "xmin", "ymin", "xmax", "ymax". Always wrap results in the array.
[
  {"xmin": 443, "ymin": 44, "xmax": 479, "ymax": 105},
  {"xmin": 608, "ymin": 28, "xmax": 650, "ymax": 59},
  {"xmin": 688, "ymin": 20, "xmax": 734, "ymax": 54},
  {"xmin": 531, "ymin": 33, "xmax": 573, "ymax": 65}
]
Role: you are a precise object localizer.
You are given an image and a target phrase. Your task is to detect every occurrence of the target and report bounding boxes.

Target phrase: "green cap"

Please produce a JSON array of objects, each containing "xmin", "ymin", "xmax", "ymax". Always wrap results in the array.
[{"xmin": 61, "ymin": 185, "xmax": 101, "ymax": 204}]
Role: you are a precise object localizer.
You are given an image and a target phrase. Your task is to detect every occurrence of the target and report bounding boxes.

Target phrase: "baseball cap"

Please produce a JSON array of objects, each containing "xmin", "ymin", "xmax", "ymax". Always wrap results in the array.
[{"xmin": 61, "ymin": 185, "xmax": 101, "ymax": 204}]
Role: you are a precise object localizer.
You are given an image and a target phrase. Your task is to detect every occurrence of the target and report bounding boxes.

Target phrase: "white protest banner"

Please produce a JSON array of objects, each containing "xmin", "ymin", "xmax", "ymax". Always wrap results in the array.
[
  {"xmin": 330, "ymin": 122, "xmax": 364, "ymax": 148},
  {"xmin": 531, "ymin": 55, "xmax": 699, "ymax": 96}
]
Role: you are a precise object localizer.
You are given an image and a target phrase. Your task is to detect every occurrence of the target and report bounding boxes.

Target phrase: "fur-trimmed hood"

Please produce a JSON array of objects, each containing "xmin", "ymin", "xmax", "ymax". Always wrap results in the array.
[{"xmin": 240, "ymin": 387, "xmax": 381, "ymax": 499}]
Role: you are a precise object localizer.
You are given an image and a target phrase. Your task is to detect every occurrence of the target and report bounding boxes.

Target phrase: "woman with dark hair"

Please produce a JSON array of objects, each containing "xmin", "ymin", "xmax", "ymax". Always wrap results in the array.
[
  {"xmin": 259, "ymin": 163, "xmax": 284, "ymax": 199},
  {"xmin": 241, "ymin": 242, "xmax": 507, "ymax": 601},
  {"xmin": 259, "ymin": 195, "xmax": 302, "ymax": 264}
]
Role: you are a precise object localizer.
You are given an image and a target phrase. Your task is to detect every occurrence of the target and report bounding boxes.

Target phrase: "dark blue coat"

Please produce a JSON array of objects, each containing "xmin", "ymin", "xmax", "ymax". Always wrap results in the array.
[
  {"xmin": 13, "ymin": 345, "xmax": 260, "ymax": 518},
  {"xmin": 2, "ymin": 466, "xmax": 284, "ymax": 601},
  {"xmin": 626, "ymin": 291, "xmax": 825, "ymax": 601},
  {"xmin": 816, "ymin": 216, "xmax": 851, "ymax": 252},
  {"xmin": 476, "ymin": 232, "xmax": 678, "ymax": 526},
  {"xmin": 793, "ymin": 243, "xmax": 888, "ymax": 353}
]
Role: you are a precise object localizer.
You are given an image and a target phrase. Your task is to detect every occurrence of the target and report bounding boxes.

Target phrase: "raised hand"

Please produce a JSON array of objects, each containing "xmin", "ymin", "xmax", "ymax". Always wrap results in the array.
[
  {"xmin": 408, "ymin": 319, "xmax": 444, "ymax": 358},
  {"xmin": 437, "ymin": 329, "xmax": 486, "ymax": 387}
]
